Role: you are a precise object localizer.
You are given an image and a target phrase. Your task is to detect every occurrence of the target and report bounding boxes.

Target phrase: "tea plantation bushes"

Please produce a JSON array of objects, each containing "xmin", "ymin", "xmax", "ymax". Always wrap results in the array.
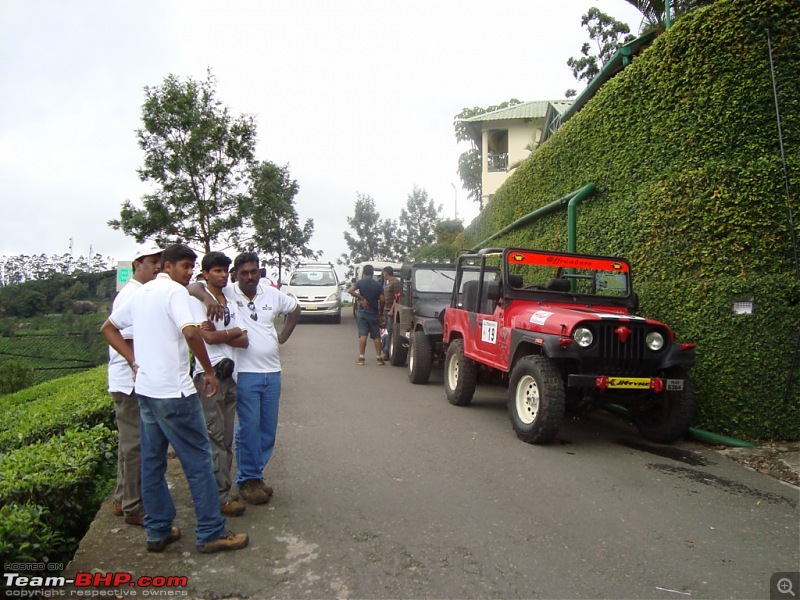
[
  {"xmin": 0, "ymin": 366, "xmax": 115, "ymax": 573},
  {"xmin": 0, "ymin": 366, "xmax": 111, "ymax": 449}
]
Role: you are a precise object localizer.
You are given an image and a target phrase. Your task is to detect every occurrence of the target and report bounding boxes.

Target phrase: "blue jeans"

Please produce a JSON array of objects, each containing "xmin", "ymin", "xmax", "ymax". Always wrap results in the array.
[
  {"xmin": 235, "ymin": 372, "xmax": 281, "ymax": 485},
  {"xmin": 137, "ymin": 394, "xmax": 226, "ymax": 546},
  {"xmin": 382, "ymin": 310, "xmax": 393, "ymax": 356}
]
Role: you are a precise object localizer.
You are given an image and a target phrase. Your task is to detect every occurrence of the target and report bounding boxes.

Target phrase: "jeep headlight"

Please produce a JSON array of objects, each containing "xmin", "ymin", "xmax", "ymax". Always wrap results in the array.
[
  {"xmin": 573, "ymin": 327, "xmax": 594, "ymax": 348},
  {"xmin": 646, "ymin": 331, "xmax": 664, "ymax": 351}
]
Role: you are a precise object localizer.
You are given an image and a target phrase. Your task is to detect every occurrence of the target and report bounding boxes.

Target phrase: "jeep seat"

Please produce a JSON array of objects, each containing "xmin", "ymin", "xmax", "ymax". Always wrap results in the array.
[
  {"xmin": 462, "ymin": 280, "xmax": 480, "ymax": 312},
  {"xmin": 546, "ymin": 278, "xmax": 571, "ymax": 292},
  {"xmin": 507, "ymin": 274, "xmax": 523, "ymax": 289}
]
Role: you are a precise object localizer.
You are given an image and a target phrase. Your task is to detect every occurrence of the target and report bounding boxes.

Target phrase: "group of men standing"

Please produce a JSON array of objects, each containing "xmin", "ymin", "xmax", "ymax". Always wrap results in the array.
[
  {"xmin": 101, "ymin": 243, "xmax": 300, "ymax": 554},
  {"xmin": 348, "ymin": 265, "xmax": 401, "ymax": 366}
]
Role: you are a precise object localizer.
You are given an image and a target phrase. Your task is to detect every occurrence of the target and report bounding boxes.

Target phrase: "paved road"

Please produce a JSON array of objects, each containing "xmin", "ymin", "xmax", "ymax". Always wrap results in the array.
[{"xmin": 63, "ymin": 311, "xmax": 799, "ymax": 599}]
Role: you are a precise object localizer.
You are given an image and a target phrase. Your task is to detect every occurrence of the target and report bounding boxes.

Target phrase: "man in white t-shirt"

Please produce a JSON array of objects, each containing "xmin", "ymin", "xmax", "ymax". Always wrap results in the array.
[
  {"xmin": 229, "ymin": 252, "xmax": 300, "ymax": 505},
  {"xmin": 106, "ymin": 242, "xmax": 162, "ymax": 526},
  {"xmin": 190, "ymin": 251, "xmax": 249, "ymax": 518},
  {"xmin": 101, "ymin": 244, "xmax": 248, "ymax": 554}
]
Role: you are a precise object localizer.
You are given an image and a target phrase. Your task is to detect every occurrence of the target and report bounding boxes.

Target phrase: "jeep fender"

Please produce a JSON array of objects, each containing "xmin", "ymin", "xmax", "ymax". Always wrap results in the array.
[
  {"xmin": 416, "ymin": 318, "xmax": 443, "ymax": 337},
  {"xmin": 509, "ymin": 330, "xmax": 578, "ymax": 362}
]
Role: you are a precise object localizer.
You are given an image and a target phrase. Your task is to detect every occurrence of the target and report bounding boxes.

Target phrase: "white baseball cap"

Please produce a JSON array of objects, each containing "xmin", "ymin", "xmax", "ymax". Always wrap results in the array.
[{"xmin": 133, "ymin": 242, "xmax": 163, "ymax": 261}]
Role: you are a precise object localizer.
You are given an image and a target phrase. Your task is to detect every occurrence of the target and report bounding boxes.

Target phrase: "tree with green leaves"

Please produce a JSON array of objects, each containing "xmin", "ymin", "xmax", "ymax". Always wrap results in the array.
[
  {"xmin": 395, "ymin": 187, "xmax": 441, "ymax": 259},
  {"xmin": 623, "ymin": 0, "xmax": 715, "ymax": 33},
  {"xmin": 236, "ymin": 161, "xmax": 316, "ymax": 285},
  {"xmin": 454, "ymin": 99, "xmax": 522, "ymax": 210},
  {"xmin": 109, "ymin": 70, "xmax": 257, "ymax": 253},
  {"xmin": 341, "ymin": 194, "xmax": 397, "ymax": 268},
  {"xmin": 567, "ymin": 8, "xmax": 635, "ymax": 84}
]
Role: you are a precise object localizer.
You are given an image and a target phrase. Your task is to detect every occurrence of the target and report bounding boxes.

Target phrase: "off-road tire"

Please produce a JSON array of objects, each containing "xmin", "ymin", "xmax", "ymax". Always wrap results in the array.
[
  {"xmin": 508, "ymin": 356, "xmax": 565, "ymax": 444},
  {"xmin": 633, "ymin": 370, "xmax": 696, "ymax": 443},
  {"xmin": 408, "ymin": 330, "xmax": 433, "ymax": 384},
  {"xmin": 444, "ymin": 339, "xmax": 477, "ymax": 406},
  {"xmin": 389, "ymin": 325, "xmax": 407, "ymax": 366}
]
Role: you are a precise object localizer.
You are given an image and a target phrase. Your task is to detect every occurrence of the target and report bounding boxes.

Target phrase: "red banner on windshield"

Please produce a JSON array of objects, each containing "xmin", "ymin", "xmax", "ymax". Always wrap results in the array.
[{"xmin": 507, "ymin": 251, "xmax": 629, "ymax": 273}]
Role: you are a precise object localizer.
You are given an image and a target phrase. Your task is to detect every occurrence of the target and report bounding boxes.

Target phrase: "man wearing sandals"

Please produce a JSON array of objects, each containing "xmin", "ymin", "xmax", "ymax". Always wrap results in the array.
[{"xmin": 102, "ymin": 244, "xmax": 248, "ymax": 554}]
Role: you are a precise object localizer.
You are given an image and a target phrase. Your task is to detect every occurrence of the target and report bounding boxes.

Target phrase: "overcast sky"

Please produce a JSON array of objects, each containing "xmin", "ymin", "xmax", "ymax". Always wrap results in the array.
[{"xmin": 0, "ymin": 0, "xmax": 644, "ymax": 274}]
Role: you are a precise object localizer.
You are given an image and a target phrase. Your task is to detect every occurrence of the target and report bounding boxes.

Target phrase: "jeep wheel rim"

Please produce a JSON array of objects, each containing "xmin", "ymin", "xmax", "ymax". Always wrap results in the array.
[
  {"xmin": 516, "ymin": 374, "xmax": 540, "ymax": 425},
  {"xmin": 447, "ymin": 354, "xmax": 459, "ymax": 389}
]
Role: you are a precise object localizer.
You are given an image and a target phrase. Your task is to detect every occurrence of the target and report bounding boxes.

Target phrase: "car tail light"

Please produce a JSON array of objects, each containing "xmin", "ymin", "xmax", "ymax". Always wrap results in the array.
[
  {"xmin": 595, "ymin": 376, "xmax": 608, "ymax": 391},
  {"xmin": 650, "ymin": 378, "xmax": 664, "ymax": 393}
]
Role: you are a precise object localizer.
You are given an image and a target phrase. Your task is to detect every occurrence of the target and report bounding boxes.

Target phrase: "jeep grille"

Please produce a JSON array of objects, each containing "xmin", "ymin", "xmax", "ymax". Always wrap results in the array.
[{"xmin": 584, "ymin": 323, "xmax": 655, "ymax": 375}]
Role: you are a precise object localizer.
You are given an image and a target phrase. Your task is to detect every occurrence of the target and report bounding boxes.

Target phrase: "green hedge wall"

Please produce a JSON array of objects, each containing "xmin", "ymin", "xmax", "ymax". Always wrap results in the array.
[{"xmin": 463, "ymin": 0, "xmax": 799, "ymax": 441}]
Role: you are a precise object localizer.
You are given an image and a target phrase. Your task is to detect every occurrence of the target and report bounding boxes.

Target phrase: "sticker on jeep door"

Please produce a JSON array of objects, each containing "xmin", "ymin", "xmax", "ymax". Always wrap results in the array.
[
  {"xmin": 530, "ymin": 310, "xmax": 553, "ymax": 325},
  {"xmin": 481, "ymin": 320, "xmax": 498, "ymax": 343}
]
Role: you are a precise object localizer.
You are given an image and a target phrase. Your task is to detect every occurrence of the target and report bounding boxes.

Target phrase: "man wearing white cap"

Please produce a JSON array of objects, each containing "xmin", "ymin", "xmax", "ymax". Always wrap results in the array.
[{"xmin": 106, "ymin": 242, "xmax": 162, "ymax": 526}]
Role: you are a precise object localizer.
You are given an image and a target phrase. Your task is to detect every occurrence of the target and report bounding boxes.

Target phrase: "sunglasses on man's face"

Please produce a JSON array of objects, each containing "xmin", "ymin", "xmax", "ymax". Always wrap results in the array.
[{"xmin": 247, "ymin": 301, "xmax": 258, "ymax": 321}]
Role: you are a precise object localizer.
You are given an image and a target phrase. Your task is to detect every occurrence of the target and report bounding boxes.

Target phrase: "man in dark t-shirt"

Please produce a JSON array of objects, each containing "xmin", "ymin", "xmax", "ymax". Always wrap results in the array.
[{"xmin": 348, "ymin": 264, "xmax": 385, "ymax": 365}]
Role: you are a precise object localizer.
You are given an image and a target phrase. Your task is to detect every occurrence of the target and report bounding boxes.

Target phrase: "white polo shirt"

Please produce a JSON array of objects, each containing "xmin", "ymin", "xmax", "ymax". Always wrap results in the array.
[
  {"xmin": 189, "ymin": 289, "xmax": 244, "ymax": 375},
  {"xmin": 109, "ymin": 273, "xmax": 201, "ymax": 398},
  {"xmin": 224, "ymin": 282, "xmax": 296, "ymax": 373},
  {"xmin": 107, "ymin": 279, "xmax": 143, "ymax": 394}
]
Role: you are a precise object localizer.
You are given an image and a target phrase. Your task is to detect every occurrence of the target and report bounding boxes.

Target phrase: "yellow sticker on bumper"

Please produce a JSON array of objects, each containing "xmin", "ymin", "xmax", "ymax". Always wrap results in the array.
[{"xmin": 607, "ymin": 377, "xmax": 651, "ymax": 389}]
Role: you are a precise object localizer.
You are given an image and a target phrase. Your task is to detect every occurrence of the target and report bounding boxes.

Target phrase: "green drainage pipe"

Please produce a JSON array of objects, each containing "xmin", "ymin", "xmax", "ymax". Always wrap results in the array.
[
  {"xmin": 604, "ymin": 404, "xmax": 756, "ymax": 448},
  {"xmin": 470, "ymin": 183, "xmax": 596, "ymax": 252}
]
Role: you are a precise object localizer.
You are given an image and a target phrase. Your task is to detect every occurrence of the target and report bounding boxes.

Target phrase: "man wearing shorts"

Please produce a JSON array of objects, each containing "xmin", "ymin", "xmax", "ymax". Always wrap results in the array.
[{"xmin": 348, "ymin": 264, "xmax": 385, "ymax": 366}]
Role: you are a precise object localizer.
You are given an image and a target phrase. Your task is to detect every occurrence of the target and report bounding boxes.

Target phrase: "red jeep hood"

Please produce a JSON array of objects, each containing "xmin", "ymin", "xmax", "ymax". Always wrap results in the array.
[{"xmin": 509, "ymin": 303, "xmax": 663, "ymax": 334}]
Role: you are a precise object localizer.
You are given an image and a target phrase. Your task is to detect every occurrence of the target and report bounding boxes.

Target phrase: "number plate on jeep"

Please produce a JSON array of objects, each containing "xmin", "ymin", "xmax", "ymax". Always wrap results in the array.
[{"xmin": 665, "ymin": 379, "xmax": 684, "ymax": 391}]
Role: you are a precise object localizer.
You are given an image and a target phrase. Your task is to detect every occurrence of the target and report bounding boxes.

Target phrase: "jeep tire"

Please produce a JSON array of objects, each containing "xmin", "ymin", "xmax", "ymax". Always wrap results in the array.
[
  {"xmin": 389, "ymin": 325, "xmax": 407, "ymax": 366},
  {"xmin": 508, "ymin": 356, "xmax": 565, "ymax": 444},
  {"xmin": 408, "ymin": 329, "xmax": 433, "ymax": 384},
  {"xmin": 633, "ymin": 370, "xmax": 696, "ymax": 443},
  {"xmin": 444, "ymin": 339, "xmax": 477, "ymax": 406}
]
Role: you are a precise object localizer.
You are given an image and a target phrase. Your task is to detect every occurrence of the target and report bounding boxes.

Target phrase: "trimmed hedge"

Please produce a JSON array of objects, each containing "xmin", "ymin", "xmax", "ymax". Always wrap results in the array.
[
  {"xmin": 463, "ymin": 0, "xmax": 799, "ymax": 440},
  {"xmin": 0, "ymin": 366, "xmax": 112, "ymax": 451},
  {"xmin": 0, "ymin": 367, "xmax": 116, "ymax": 574}
]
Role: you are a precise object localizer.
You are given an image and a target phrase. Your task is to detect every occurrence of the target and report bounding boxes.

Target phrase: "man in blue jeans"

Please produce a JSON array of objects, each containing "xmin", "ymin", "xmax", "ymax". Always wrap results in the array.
[
  {"xmin": 101, "ymin": 244, "xmax": 248, "ymax": 554},
  {"xmin": 348, "ymin": 264, "xmax": 385, "ymax": 366},
  {"xmin": 228, "ymin": 252, "xmax": 301, "ymax": 505}
]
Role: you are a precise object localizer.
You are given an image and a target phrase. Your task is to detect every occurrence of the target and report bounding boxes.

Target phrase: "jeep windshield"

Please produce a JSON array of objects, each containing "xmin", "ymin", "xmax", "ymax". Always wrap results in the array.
[
  {"xmin": 504, "ymin": 249, "xmax": 631, "ymax": 299},
  {"xmin": 289, "ymin": 271, "xmax": 336, "ymax": 286},
  {"xmin": 413, "ymin": 268, "xmax": 457, "ymax": 293}
]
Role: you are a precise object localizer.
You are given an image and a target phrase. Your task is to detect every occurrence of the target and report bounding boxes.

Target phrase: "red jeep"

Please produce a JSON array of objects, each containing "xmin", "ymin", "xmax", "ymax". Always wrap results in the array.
[{"xmin": 442, "ymin": 248, "xmax": 697, "ymax": 444}]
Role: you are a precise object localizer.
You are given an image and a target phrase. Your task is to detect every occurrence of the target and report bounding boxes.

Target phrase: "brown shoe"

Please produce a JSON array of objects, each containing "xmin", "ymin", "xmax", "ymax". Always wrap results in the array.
[
  {"xmin": 197, "ymin": 530, "xmax": 249, "ymax": 554},
  {"xmin": 257, "ymin": 480, "xmax": 274, "ymax": 497},
  {"xmin": 230, "ymin": 492, "xmax": 240, "ymax": 502},
  {"xmin": 239, "ymin": 479, "xmax": 270, "ymax": 505},
  {"xmin": 147, "ymin": 526, "xmax": 181, "ymax": 552},
  {"xmin": 220, "ymin": 500, "xmax": 246, "ymax": 517},
  {"xmin": 376, "ymin": 357, "xmax": 385, "ymax": 366},
  {"xmin": 112, "ymin": 500, "xmax": 123, "ymax": 517},
  {"xmin": 124, "ymin": 514, "xmax": 144, "ymax": 527}
]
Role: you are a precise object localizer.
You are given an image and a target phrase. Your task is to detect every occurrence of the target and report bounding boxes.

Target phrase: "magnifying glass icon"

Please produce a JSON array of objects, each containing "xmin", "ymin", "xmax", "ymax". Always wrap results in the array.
[{"xmin": 777, "ymin": 578, "xmax": 796, "ymax": 597}]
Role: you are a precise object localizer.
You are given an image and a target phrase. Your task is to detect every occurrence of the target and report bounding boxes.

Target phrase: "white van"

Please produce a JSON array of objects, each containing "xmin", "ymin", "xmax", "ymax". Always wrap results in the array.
[
  {"xmin": 282, "ymin": 262, "xmax": 342, "ymax": 324},
  {"xmin": 350, "ymin": 261, "xmax": 403, "ymax": 316}
]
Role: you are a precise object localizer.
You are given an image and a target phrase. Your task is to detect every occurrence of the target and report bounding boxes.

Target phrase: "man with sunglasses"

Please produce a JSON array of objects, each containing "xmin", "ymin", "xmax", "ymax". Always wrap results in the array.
[
  {"xmin": 227, "ymin": 252, "xmax": 300, "ymax": 505},
  {"xmin": 190, "ymin": 252, "xmax": 249, "ymax": 517}
]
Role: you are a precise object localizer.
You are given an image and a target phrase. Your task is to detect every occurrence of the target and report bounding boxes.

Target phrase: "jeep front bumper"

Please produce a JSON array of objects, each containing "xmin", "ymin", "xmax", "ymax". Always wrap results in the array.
[{"xmin": 568, "ymin": 375, "xmax": 685, "ymax": 393}]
